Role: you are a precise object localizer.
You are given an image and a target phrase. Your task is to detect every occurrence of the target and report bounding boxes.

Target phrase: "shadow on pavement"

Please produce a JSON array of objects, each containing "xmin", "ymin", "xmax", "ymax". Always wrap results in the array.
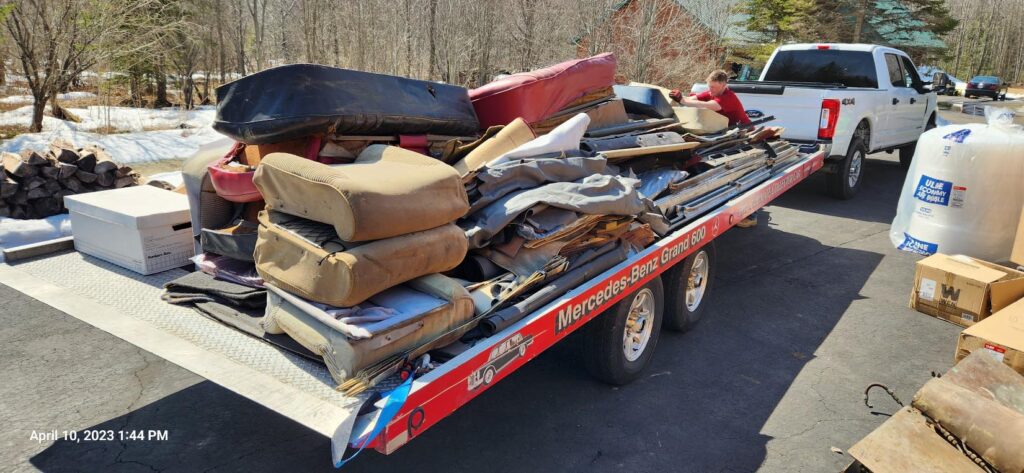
[
  {"xmin": 771, "ymin": 155, "xmax": 907, "ymax": 225},
  {"xmin": 30, "ymin": 209, "xmax": 884, "ymax": 472}
]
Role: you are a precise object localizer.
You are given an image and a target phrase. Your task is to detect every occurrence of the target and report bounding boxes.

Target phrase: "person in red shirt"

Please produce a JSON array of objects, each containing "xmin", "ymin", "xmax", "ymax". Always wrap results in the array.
[
  {"xmin": 670, "ymin": 70, "xmax": 758, "ymax": 227},
  {"xmin": 669, "ymin": 69, "xmax": 751, "ymax": 127}
]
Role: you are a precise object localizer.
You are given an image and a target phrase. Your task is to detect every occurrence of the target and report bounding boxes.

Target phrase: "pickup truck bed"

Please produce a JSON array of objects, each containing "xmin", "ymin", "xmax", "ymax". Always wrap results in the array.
[{"xmin": 0, "ymin": 149, "xmax": 825, "ymax": 465}]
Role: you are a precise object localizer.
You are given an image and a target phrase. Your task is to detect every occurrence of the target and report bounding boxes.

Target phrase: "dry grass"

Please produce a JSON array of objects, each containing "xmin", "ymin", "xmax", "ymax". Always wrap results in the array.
[{"xmin": 0, "ymin": 124, "xmax": 31, "ymax": 139}]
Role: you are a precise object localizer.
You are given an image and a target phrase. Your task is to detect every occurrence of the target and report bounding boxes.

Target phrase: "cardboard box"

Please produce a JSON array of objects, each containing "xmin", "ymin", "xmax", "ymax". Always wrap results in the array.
[
  {"xmin": 673, "ymin": 106, "xmax": 728, "ymax": 135},
  {"xmin": 242, "ymin": 137, "xmax": 308, "ymax": 166},
  {"xmin": 1012, "ymin": 206, "xmax": 1024, "ymax": 266},
  {"xmin": 64, "ymin": 186, "xmax": 194, "ymax": 275},
  {"xmin": 910, "ymin": 253, "xmax": 1024, "ymax": 327},
  {"xmin": 956, "ymin": 297, "xmax": 1024, "ymax": 375}
]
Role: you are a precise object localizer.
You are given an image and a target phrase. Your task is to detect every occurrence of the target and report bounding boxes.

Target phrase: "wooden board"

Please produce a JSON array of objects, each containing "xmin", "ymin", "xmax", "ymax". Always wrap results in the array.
[{"xmin": 848, "ymin": 407, "xmax": 983, "ymax": 473}]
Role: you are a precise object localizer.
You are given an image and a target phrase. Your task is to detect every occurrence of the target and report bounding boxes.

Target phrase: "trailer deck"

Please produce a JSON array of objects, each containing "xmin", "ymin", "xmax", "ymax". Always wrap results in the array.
[{"xmin": 0, "ymin": 149, "xmax": 824, "ymax": 465}]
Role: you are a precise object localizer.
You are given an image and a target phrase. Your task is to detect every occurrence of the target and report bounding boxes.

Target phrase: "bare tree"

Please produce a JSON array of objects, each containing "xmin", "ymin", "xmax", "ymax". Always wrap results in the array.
[
  {"xmin": 247, "ymin": 0, "xmax": 268, "ymax": 71},
  {"xmin": 5, "ymin": 0, "xmax": 162, "ymax": 131}
]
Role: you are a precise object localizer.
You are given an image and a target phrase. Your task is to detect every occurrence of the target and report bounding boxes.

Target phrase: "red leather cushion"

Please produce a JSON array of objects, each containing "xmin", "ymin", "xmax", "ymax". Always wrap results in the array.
[
  {"xmin": 469, "ymin": 53, "xmax": 616, "ymax": 129},
  {"xmin": 207, "ymin": 144, "xmax": 262, "ymax": 203}
]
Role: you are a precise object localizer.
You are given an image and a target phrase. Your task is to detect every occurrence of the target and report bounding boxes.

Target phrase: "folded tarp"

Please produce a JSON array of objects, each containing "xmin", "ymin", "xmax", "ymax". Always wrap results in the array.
[
  {"xmin": 254, "ymin": 145, "xmax": 469, "ymax": 242},
  {"xmin": 462, "ymin": 174, "xmax": 646, "ymax": 249},
  {"xmin": 469, "ymin": 53, "xmax": 616, "ymax": 129},
  {"xmin": 613, "ymin": 85, "xmax": 675, "ymax": 119},
  {"xmin": 254, "ymin": 211, "xmax": 467, "ymax": 307},
  {"xmin": 264, "ymin": 274, "xmax": 475, "ymax": 384},
  {"xmin": 214, "ymin": 64, "xmax": 480, "ymax": 144},
  {"xmin": 470, "ymin": 156, "xmax": 609, "ymax": 213}
]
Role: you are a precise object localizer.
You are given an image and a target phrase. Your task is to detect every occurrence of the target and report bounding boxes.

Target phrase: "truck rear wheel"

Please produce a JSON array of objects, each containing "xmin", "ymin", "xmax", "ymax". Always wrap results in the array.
[
  {"xmin": 663, "ymin": 243, "xmax": 717, "ymax": 332},
  {"xmin": 826, "ymin": 133, "xmax": 867, "ymax": 200},
  {"xmin": 582, "ymin": 277, "xmax": 664, "ymax": 385}
]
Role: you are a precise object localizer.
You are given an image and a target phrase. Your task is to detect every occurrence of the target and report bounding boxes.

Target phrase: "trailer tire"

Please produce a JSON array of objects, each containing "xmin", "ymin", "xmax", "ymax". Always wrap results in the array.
[
  {"xmin": 663, "ymin": 243, "xmax": 717, "ymax": 332},
  {"xmin": 582, "ymin": 277, "xmax": 664, "ymax": 385}
]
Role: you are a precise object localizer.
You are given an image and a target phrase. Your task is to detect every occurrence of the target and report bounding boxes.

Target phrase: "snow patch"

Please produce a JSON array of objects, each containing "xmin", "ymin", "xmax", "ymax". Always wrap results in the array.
[
  {"xmin": 146, "ymin": 171, "xmax": 184, "ymax": 188},
  {"xmin": 72, "ymin": 106, "xmax": 214, "ymax": 132},
  {"xmin": 0, "ymin": 104, "xmax": 222, "ymax": 164},
  {"xmin": 0, "ymin": 214, "xmax": 72, "ymax": 262},
  {"xmin": 0, "ymin": 104, "xmax": 215, "ymax": 133},
  {"xmin": 0, "ymin": 91, "xmax": 97, "ymax": 105},
  {"xmin": 0, "ymin": 125, "xmax": 225, "ymax": 164}
]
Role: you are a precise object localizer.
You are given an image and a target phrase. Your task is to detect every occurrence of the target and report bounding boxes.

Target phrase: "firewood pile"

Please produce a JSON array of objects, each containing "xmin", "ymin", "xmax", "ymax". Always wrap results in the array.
[{"xmin": 0, "ymin": 139, "xmax": 141, "ymax": 219}]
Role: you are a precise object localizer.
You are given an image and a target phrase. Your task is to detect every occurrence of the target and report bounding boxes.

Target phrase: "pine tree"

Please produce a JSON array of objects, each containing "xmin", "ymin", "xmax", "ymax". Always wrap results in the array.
[{"xmin": 740, "ymin": 0, "xmax": 817, "ymax": 43}]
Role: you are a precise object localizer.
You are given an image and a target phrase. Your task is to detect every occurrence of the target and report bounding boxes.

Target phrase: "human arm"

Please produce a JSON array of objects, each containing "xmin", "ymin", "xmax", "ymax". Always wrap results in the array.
[{"xmin": 679, "ymin": 95, "xmax": 722, "ymax": 111}]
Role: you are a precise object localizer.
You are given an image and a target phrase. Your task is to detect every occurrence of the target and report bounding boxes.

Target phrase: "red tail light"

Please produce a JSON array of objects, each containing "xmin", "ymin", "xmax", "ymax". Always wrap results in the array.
[
  {"xmin": 817, "ymin": 45, "xmax": 830, "ymax": 50},
  {"xmin": 818, "ymin": 99, "xmax": 840, "ymax": 140}
]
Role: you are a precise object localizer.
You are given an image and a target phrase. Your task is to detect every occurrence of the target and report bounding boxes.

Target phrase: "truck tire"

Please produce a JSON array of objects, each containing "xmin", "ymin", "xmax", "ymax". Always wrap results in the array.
[
  {"xmin": 663, "ymin": 242, "xmax": 716, "ymax": 332},
  {"xmin": 899, "ymin": 115, "xmax": 936, "ymax": 169},
  {"xmin": 826, "ymin": 133, "xmax": 867, "ymax": 200},
  {"xmin": 582, "ymin": 277, "xmax": 664, "ymax": 385}
]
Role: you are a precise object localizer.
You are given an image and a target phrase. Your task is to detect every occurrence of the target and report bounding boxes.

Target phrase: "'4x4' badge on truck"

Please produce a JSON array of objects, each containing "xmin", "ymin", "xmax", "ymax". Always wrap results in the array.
[{"xmin": 467, "ymin": 333, "xmax": 534, "ymax": 391}]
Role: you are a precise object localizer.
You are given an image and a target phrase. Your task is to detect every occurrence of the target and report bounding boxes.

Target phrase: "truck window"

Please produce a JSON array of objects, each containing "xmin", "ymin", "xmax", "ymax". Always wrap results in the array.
[
  {"xmin": 762, "ymin": 50, "xmax": 878, "ymax": 88},
  {"xmin": 899, "ymin": 55, "xmax": 923, "ymax": 90},
  {"xmin": 885, "ymin": 54, "xmax": 905, "ymax": 87}
]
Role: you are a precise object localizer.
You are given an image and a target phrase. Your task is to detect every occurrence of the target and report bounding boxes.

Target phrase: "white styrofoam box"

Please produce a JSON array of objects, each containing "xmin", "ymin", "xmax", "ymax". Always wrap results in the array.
[{"xmin": 63, "ymin": 186, "xmax": 194, "ymax": 275}]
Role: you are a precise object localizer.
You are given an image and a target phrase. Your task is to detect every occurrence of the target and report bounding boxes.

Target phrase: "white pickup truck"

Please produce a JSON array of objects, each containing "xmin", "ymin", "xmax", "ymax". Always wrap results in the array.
[{"xmin": 727, "ymin": 44, "xmax": 938, "ymax": 199}]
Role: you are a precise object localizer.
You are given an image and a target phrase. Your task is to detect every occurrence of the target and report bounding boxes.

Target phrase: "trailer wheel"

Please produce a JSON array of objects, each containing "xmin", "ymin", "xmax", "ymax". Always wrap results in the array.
[
  {"xmin": 663, "ymin": 242, "xmax": 717, "ymax": 332},
  {"xmin": 581, "ymin": 277, "xmax": 664, "ymax": 385}
]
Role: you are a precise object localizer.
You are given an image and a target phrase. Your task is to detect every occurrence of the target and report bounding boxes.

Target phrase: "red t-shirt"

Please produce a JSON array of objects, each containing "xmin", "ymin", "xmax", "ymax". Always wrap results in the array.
[{"xmin": 695, "ymin": 88, "xmax": 751, "ymax": 126}]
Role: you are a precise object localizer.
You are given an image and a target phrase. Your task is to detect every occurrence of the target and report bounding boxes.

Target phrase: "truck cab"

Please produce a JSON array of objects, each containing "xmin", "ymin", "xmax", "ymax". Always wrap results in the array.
[{"xmin": 728, "ymin": 44, "xmax": 937, "ymax": 199}]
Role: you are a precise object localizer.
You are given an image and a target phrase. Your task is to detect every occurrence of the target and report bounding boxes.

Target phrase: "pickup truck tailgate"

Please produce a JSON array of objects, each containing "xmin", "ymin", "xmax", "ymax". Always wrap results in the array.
[{"xmin": 732, "ymin": 84, "xmax": 824, "ymax": 142}]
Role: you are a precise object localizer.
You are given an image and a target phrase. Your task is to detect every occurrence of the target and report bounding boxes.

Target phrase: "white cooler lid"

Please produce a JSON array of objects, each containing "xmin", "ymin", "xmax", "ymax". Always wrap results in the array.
[{"xmin": 63, "ymin": 186, "xmax": 191, "ymax": 229}]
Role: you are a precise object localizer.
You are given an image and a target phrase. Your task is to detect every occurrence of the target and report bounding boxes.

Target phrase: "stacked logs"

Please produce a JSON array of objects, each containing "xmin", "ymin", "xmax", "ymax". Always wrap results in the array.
[{"xmin": 0, "ymin": 139, "xmax": 141, "ymax": 219}]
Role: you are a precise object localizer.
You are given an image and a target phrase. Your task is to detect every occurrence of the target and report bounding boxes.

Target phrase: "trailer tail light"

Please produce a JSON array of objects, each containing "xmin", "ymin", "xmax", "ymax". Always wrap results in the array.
[{"xmin": 818, "ymin": 99, "xmax": 840, "ymax": 140}]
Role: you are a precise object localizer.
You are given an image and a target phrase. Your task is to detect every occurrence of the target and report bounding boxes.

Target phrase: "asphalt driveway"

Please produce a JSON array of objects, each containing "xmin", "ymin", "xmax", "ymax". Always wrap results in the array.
[{"xmin": 1, "ymin": 120, "xmax": 976, "ymax": 472}]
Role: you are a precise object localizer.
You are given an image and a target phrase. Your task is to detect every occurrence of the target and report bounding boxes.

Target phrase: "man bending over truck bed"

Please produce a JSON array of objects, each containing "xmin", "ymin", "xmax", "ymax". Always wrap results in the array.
[
  {"xmin": 670, "ymin": 70, "xmax": 757, "ymax": 228},
  {"xmin": 670, "ymin": 69, "xmax": 752, "ymax": 127}
]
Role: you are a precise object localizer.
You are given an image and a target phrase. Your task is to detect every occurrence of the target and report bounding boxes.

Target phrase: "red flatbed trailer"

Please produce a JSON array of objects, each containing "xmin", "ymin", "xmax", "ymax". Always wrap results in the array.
[
  {"xmin": 358, "ymin": 148, "xmax": 825, "ymax": 454},
  {"xmin": 0, "ymin": 148, "xmax": 824, "ymax": 465}
]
